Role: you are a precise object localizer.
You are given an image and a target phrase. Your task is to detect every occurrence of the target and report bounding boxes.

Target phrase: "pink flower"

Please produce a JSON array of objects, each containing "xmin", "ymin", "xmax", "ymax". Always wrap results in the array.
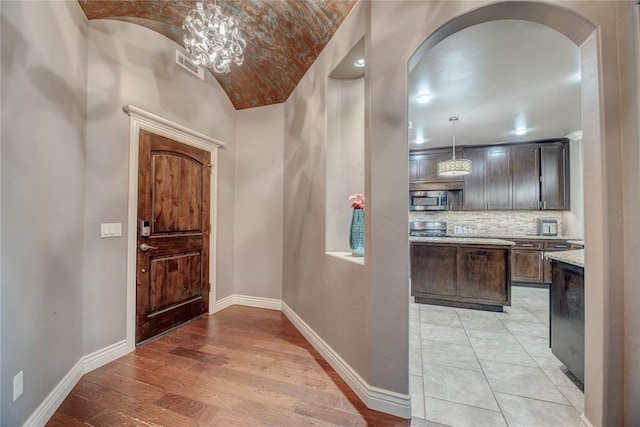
[{"xmin": 349, "ymin": 193, "xmax": 365, "ymax": 209}]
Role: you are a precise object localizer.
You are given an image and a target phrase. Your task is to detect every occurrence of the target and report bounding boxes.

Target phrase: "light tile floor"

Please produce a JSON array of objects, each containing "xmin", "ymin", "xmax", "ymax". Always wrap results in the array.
[{"xmin": 410, "ymin": 286, "xmax": 584, "ymax": 427}]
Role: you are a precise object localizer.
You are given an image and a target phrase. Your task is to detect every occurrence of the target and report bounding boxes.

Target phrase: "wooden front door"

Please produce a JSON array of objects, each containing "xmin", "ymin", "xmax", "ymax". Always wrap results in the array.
[{"xmin": 136, "ymin": 130, "xmax": 211, "ymax": 344}]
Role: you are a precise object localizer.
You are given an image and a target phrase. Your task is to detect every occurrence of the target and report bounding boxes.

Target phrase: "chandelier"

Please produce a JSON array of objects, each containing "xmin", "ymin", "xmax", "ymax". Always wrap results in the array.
[
  {"xmin": 183, "ymin": 2, "xmax": 246, "ymax": 74},
  {"xmin": 437, "ymin": 116, "xmax": 472, "ymax": 176}
]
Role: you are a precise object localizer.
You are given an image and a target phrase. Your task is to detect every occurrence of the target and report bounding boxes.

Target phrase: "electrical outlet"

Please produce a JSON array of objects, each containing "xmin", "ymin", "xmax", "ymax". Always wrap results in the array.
[{"xmin": 13, "ymin": 371, "xmax": 23, "ymax": 401}]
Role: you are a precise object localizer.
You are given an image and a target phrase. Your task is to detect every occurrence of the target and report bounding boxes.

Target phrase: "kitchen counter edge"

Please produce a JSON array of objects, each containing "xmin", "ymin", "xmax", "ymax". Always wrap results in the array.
[
  {"xmin": 545, "ymin": 249, "xmax": 585, "ymax": 268},
  {"xmin": 410, "ymin": 236, "xmax": 516, "ymax": 246}
]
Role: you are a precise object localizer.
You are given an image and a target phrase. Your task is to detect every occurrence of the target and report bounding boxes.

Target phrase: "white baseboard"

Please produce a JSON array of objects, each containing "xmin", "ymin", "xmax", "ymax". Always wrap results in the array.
[
  {"xmin": 281, "ymin": 302, "xmax": 412, "ymax": 419},
  {"xmin": 23, "ymin": 340, "xmax": 129, "ymax": 427},
  {"xmin": 580, "ymin": 414, "xmax": 594, "ymax": 427},
  {"xmin": 214, "ymin": 294, "xmax": 282, "ymax": 312}
]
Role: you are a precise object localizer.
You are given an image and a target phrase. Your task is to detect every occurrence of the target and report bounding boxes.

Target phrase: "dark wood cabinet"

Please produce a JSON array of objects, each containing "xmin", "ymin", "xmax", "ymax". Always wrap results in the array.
[
  {"xmin": 458, "ymin": 247, "xmax": 510, "ymax": 303},
  {"xmin": 411, "ymin": 244, "xmax": 457, "ymax": 297},
  {"xmin": 511, "ymin": 145, "xmax": 541, "ymax": 210},
  {"xmin": 485, "ymin": 149, "xmax": 512, "ymax": 210},
  {"xmin": 540, "ymin": 142, "xmax": 570, "ymax": 210},
  {"xmin": 509, "ymin": 239, "xmax": 571, "ymax": 284},
  {"xmin": 462, "ymin": 149, "xmax": 486, "ymax": 210},
  {"xmin": 550, "ymin": 260, "xmax": 584, "ymax": 383},
  {"xmin": 411, "ymin": 139, "xmax": 570, "ymax": 211},
  {"xmin": 411, "ymin": 242, "xmax": 511, "ymax": 311},
  {"xmin": 409, "ymin": 149, "xmax": 464, "ymax": 183}
]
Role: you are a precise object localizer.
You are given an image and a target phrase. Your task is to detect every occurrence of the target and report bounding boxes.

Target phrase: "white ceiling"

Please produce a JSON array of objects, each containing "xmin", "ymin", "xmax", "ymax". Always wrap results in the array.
[{"xmin": 408, "ymin": 20, "xmax": 582, "ymax": 151}]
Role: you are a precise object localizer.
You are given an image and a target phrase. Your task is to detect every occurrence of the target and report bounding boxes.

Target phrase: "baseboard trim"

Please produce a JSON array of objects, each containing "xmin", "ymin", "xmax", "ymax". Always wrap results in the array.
[
  {"xmin": 23, "ymin": 340, "xmax": 128, "ymax": 427},
  {"xmin": 281, "ymin": 302, "xmax": 412, "ymax": 419},
  {"xmin": 214, "ymin": 294, "xmax": 282, "ymax": 312},
  {"xmin": 580, "ymin": 414, "xmax": 594, "ymax": 427}
]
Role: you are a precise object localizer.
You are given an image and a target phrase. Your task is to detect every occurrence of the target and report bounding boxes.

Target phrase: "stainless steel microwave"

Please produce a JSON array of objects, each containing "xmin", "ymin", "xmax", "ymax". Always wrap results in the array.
[{"xmin": 409, "ymin": 190, "xmax": 448, "ymax": 211}]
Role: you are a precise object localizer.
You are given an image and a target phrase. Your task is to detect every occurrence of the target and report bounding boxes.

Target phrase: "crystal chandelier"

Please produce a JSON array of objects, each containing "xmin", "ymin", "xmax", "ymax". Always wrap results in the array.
[
  {"xmin": 437, "ymin": 117, "xmax": 472, "ymax": 176},
  {"xmin": 183, "ymin": 2, "xmax": 246, "ymax": 74}
]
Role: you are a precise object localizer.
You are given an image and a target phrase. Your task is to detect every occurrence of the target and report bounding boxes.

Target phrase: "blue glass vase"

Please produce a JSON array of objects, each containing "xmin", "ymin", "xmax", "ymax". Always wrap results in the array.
[{"xmin": 350, "ymin": 208, "xmax": 365, "ymax": 257}]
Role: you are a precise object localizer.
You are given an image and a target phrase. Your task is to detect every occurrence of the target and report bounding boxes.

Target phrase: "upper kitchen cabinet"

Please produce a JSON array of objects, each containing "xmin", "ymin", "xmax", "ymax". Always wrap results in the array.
[
  {"xmin": 485, "ymin": 147, "xmax": 513, "ymax": 210},
  {"xmin": 410, "ymin": 149, "xmax": 464, "ymax": 183},
  {"xmin": 462, "ymin": 148, "xmax": 486, "ymax": 210},
  {"xmin": 540, "ymin": 142, "xmax": 570, "ymax": 210},
  {"xmin": 421, "ymin": 139, "xmax": 570, "ymax": 211},
  {"xmin": 511, "ymin": 145, "xmax": 541, "ymax": 210}
]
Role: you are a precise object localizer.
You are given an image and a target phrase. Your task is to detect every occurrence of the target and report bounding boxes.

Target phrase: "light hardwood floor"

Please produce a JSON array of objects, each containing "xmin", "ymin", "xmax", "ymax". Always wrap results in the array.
[{"xmin": 48, "ymin": 305, "xmax": 419, "ymax": 426}]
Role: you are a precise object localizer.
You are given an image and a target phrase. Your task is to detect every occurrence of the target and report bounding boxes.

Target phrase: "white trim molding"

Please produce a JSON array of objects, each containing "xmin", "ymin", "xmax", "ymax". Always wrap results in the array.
[
  {"xmin": 214, "ymin": 294, "xmax": 283, "ymax": 312},
  {"xmin": 580, "ymin": 414, "xmax": 594, "ymax": 427},
  {"xmin": 23, "ymin": 340, "xmax": 128, "ymax": 427},
  {"xmin": 123, "ymin": 105, "xmax": 224, "ymax": 351},
  {"xmin": 282, "ymin": 302, "xmax": 412, "ymax": 419}
]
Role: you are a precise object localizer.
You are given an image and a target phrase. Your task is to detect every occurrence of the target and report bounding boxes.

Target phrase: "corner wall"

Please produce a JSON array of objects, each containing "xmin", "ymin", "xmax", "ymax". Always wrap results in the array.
[
  {"xmin": 0, "ymin": 2, "xmax": 88, "ymax": 424},
  {"xmin": 233, "ymin": 105, "xmax": 284, "ymax": 299}
]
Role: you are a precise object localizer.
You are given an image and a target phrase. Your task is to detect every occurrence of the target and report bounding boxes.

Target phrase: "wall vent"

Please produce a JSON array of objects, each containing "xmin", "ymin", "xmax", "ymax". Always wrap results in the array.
[{"xmin": 175, "ymin": 50, "xmax": 205, "ymax": 81}]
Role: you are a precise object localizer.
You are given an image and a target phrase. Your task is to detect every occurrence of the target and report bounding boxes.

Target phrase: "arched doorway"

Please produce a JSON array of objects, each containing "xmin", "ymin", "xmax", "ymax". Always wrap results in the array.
[{"xmin": 404, "ymin": 2, "xmax": 618, "ymax": 425}]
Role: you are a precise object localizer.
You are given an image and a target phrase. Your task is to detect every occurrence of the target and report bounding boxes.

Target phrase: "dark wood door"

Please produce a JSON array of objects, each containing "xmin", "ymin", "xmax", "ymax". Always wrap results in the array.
[
  {"xmin": 511, "ymin": 249, "xmax": 544, "ymax": 283},
  {"xmin": 485, "ymin": 149, "xmax": 512, "ymax": 210},
  {"xmin": 462, "ymin": 148, "xmax": 486, "ymax": 210},
  {"xmin": 511, "ymin": 146, "xmax": 540, "ymax": 210},
  {"xmin": 457, "ymin": 246, "xmax": 509, "ymax": 303},
  {"xmin": 136, "ymin": 130, "xmax": 211, "ymax": 344},
  {"xmin": 411, "ymin": 243, "xmax": 457, "ymax": 298},
  {"xmin": 540, "ymin": 142, "xmax": 569, "ymax": 209}
]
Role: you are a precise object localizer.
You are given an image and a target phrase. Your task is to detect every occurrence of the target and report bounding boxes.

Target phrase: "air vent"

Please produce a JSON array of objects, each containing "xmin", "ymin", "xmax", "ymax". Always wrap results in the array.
[{"xmin": 175, "ymin": 50, "xmax": 205, "ymax": 81}]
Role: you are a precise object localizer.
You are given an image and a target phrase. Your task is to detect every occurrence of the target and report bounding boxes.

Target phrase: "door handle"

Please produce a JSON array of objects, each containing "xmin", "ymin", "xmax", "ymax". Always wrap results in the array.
[{"xmin": 140, "ymin": 243, "xmax": 159, "ymax": 252}]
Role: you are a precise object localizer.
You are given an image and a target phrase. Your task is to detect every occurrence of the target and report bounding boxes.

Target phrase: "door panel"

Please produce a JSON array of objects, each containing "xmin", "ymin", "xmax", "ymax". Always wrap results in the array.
[
  {"xmin": 485, "ymin": 149, "xmax": 512, "ymax": 209},
  {"xmin": 137, "ymin": 130, "xmax": 210, "ymax": 344}
]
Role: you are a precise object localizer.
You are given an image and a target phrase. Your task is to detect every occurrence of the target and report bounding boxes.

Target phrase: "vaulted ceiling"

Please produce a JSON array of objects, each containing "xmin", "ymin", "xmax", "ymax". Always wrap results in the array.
[{"xmin": 78, "ymin": 0, "xmax": 357, "ymax": 110}]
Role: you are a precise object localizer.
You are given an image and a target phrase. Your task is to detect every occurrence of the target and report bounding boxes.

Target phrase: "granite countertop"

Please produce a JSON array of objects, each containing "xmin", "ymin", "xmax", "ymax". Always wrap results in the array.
[
  {"xmin": 410, "ymin": 236, "xmax": 516, "ymax": 246},
  {"xmin": 545, "ymin": 249, "xmax": 585, "ymax": 268},
  {"xmin": 450, "ymin": 233, "xmax": 584, "ymax": 244}
]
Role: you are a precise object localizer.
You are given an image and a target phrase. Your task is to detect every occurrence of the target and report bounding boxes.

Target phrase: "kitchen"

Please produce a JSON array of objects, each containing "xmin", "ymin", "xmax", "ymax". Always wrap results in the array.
[{"xmin": 407, "ymin": 20, "xmax": 586, "ymax": 426}]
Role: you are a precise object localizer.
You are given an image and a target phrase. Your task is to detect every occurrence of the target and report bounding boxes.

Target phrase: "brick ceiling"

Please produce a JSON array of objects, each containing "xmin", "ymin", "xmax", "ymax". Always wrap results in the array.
[{"xmin": 78, "ymin": 0, "xmax": 357, "ymax": 110}]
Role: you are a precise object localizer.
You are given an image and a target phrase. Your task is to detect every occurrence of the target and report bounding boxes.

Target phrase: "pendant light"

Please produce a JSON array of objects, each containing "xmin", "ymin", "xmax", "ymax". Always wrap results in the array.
[{"xmin": 437, "ymin": 116, "xmax": 472, "ymax": 176}]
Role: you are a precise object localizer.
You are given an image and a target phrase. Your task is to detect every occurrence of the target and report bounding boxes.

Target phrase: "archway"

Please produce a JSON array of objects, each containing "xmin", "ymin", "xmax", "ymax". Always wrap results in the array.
[{"xmin": 406, "ymin": 3, "xmax": 614, "ymax": 425}]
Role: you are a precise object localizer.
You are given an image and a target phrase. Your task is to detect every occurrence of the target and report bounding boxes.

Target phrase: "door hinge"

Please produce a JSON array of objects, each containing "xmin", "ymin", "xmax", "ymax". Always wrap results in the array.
[{"xmin": 208, "ymin": 282, "xmax": 212, "ymax": 291}]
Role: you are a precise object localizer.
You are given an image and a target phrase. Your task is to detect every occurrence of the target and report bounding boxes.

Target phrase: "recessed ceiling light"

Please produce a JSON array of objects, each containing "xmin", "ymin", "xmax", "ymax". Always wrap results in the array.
[
  {"xmin": 415, "ymin": 93, "xmax": 432, "ymax": 104},
  {"xmin": 515, "ymin": 127, "xmax": 527, "ymax": 136},
  {"xmin": 414, "ymin": 137, "xmax": 426, "ymax": 144},
  {"xmin": 354, "ymin": 58, "xmax": 365, "ymax": 68}
]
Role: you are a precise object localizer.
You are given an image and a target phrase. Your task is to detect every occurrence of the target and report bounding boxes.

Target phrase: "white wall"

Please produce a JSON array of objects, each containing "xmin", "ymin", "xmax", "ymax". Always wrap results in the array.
[
  {"xmin": 0, "ymin": 1, "xmax": 88, "ymax": 424},
  {"xmin": 326, "ymin": 78, "xmax": 365, "ymax": 252},
  {"xmin": 233, "ymin": 105, "xmax": 284, "ymax": 299}
]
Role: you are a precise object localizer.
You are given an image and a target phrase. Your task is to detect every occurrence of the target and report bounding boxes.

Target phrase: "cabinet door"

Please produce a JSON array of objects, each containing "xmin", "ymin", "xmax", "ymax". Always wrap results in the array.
[
  {"xmin": 511, "ymin": 249, "xmax": 544, "ymax": 283},
  {"xmin": 457, "ymin": 247, "xmax": 509, "ymax": 303},
  {"xmin": 411, "ymin": 244, "xmax": 457, "ymax": 298},
  {"xmin": 511, "ymin": 146, "xmax": 540, "ymax": 210},
  {"xmin": 485, "ymin": 149, "xmax": 512, "ymax": 209},
  {"xmin": 540, "ymin": 142, "xmax": 570, "ymax": 209},
  {"xmin": 463, "ymin": 148, "xmax": 486, "ymax": 210},
  {"xmin": 411, "ymin": 150, "xmax": 464, "ymax": 183},
  {"xmin": 409, "ymin": 158, "xmax": 419, "ymax": 182}
]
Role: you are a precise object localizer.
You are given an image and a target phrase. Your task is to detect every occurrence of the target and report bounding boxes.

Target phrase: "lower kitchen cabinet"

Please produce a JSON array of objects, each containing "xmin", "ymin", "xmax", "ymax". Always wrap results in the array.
[
  {"xmin": 512, "ymin": 249, "xmax": 544, "ymax": 282},
  {"xmin": 411, "ymin": 242, "xmax": 511, "ymax": 311}
]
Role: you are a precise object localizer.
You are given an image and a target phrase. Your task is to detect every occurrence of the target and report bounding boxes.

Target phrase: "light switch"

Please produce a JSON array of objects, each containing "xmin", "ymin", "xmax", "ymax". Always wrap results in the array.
[{"xmin": 101, "ymin": 222, "xmax": 122, "ymax": 238}]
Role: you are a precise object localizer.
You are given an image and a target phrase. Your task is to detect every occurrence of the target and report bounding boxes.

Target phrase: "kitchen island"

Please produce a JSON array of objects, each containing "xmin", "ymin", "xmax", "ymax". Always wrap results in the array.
[
  {"xmin": 410, "ymin": 237, "xmax": 515, "ymax": 311},
  {"xmin": 546, "ymin": 249, "xmax": 584, "ymax": 384}
]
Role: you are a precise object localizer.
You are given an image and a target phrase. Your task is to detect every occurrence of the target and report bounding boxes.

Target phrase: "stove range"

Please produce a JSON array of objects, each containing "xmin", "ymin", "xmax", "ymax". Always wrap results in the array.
[{"xmin": 410, "ymin": 221, "xmax": 449, "ymax": 237}]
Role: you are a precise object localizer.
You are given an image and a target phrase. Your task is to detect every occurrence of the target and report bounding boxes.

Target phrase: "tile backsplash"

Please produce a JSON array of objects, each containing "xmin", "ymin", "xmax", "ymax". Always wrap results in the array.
[{"xmin": 409, "ymin": 211, "xmax": 566, "ymax": 236}]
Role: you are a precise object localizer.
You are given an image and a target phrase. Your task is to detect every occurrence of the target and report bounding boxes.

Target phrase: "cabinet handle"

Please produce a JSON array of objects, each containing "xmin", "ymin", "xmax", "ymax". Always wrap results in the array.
[
  {"xmin": 554, "ymin": 245, "xmax": 568, "ymax": 248},
  {"xmin": 521, "ymin": 244, "xmax": 534, "ymax": 247},
  {"xmin": 543, "ymin": 201, "xmax": 547, "ymax": 209}
]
